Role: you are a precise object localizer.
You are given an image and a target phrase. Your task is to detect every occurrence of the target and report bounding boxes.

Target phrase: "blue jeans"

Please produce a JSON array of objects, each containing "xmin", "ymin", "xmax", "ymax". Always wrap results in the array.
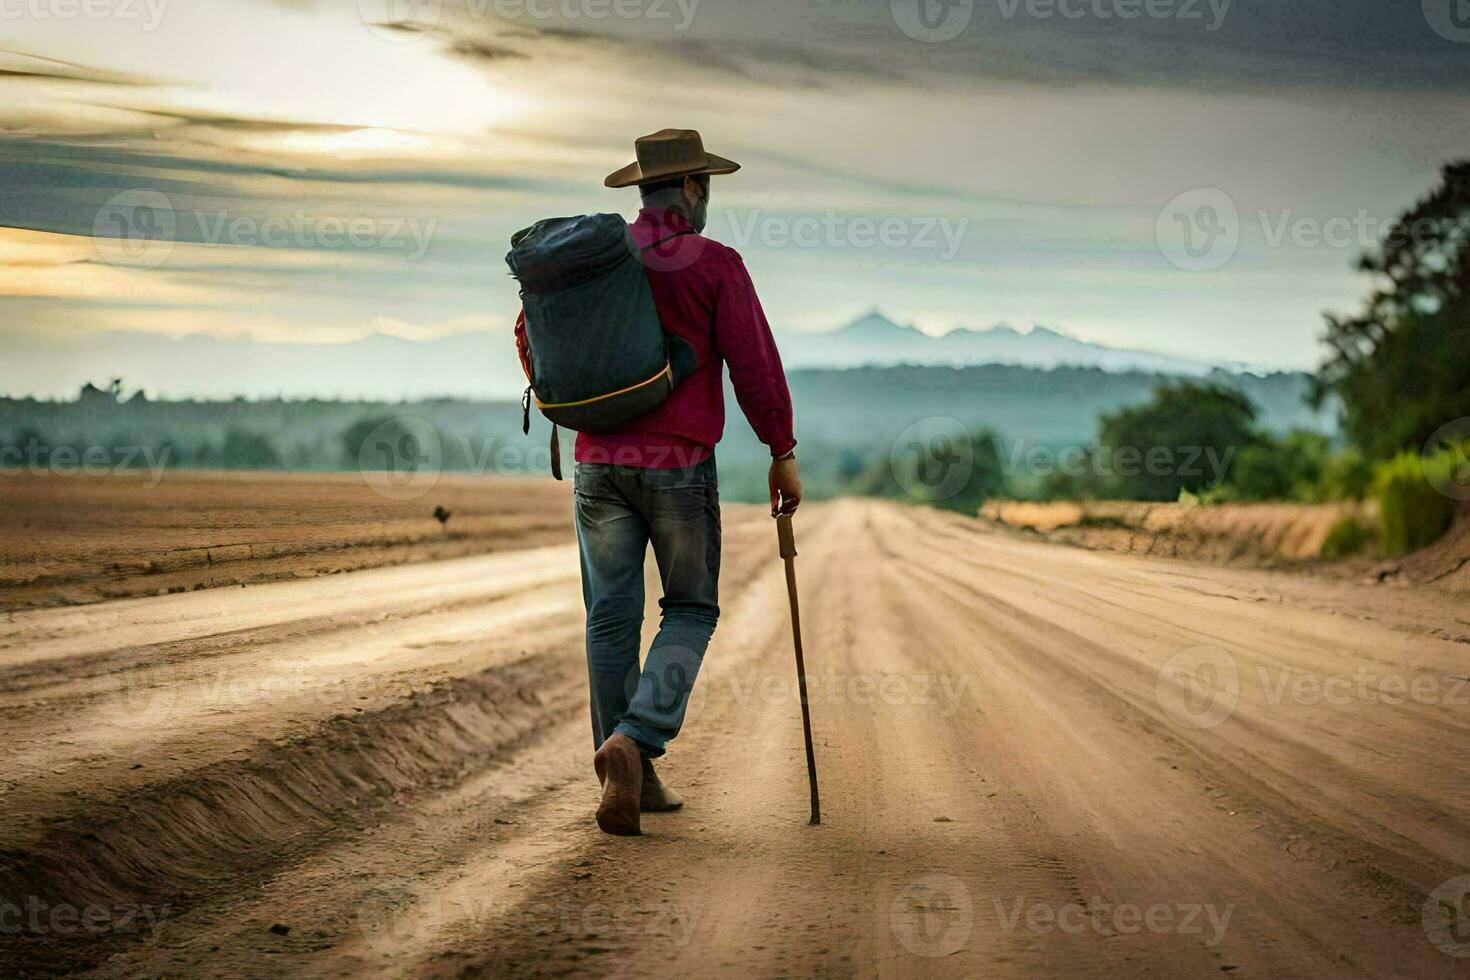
[{"xmin": 573, "ymin": 457, "xmax": 721, "ymax": 758}]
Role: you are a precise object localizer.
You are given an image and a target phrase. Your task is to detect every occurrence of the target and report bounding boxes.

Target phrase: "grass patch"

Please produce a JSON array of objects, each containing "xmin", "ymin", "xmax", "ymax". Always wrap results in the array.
[{"xmin": 1373, "ymin": 448, "xmax": 1462, "ymax": 556}]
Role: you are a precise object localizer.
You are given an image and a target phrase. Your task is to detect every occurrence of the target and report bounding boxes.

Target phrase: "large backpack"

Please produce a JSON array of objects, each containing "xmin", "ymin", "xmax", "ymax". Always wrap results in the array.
[{"xmin": 506, "ymin": 213, "xmax": 696, "ymax": 479}]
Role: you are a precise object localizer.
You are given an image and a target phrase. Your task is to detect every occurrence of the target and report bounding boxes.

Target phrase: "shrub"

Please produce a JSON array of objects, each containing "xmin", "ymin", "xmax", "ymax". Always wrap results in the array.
[
  {"xmin": 1315, "ymin": 450, "xmax": 1373, "ymax": 502},
  {"xmin": 1373, "ymin": 449, "xmax": 1459, "ymax": 556},
  {"xmin": 198, "ymin": 427, "xmax": 284, "ymax": 470},
  {"xmin": 1320, "ymin": 514, "xmax": 1373, "ymax": 559}
]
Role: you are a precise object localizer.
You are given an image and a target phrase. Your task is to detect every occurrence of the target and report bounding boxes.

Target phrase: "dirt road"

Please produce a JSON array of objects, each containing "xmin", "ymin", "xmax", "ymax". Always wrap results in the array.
[{"xmin": 2, "ymin": 498, "xmax": 1467, "ymax": 977}]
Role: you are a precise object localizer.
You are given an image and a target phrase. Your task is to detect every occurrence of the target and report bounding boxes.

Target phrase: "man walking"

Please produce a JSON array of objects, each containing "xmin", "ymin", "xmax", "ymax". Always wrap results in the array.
[{"xmin": 514, "ymin": 129, "xmax": 802, "ymax": 836}]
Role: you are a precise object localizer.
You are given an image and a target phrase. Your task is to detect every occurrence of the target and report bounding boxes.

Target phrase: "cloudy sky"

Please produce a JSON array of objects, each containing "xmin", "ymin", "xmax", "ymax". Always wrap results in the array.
[{"xmin": 1, "ymin": 0, "xmax": 1468, "ymax": 398}]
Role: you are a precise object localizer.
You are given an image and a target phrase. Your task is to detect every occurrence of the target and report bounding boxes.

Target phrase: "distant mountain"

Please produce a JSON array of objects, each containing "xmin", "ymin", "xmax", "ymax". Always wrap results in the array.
[
  {"xmin": 776, "ymin": 311, "xmax": 1224, "ymax": 376},
  {"xmin": 4, "ymin": 311, "xmax": 1273, "ymax": 403}
]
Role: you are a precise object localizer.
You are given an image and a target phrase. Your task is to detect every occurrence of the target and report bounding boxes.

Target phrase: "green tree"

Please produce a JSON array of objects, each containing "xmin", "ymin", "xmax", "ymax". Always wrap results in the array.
[
  {"xmin": 1220, "ymin": 430, "xmax": 1331, "ymax": 501},
  {"xmin": 208, "ymin": 427, "xmax": 283, "ymax": 469},
  {"xmin": 1098, "ymin": 382, "xmax": 1259, "ymax": 501},
  {"xmin": 1314, "ymin": 161, "xmax": 1470, "ymax": 460}
]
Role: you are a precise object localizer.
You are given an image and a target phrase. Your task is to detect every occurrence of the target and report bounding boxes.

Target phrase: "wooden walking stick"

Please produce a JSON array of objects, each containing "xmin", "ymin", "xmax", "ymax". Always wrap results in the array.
[{"xmin": 776, "ymin": 512, "xmax": 821, "ymax": 826}]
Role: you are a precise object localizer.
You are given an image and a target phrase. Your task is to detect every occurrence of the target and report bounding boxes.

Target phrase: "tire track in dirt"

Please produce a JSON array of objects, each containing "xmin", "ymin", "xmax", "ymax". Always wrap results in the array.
[
  {"xmin": 0, "ymin": 507, "xmax": 782, "ymax": 976},
  {"xmin": 892, "ymin": 507, "xmax": 1469, "ymax": 884},
  {"xmin": 2, "ymin": 500, "xmax": 1467, "ymax": 977},
  {"xmin": 425, "ymin": 500, "xmax": 1466, "ymax": 978}
]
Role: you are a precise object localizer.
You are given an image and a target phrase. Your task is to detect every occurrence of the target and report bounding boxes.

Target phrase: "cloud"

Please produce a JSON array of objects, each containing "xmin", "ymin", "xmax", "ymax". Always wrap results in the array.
[
  {"xmin": 0, "ymin": 50, "xmax": 157, "ymax": 86},
  {"xmin": 418, "ymin": 0, "xmax": 1470, "ymax": 94},
  {"xmin": 1, "ymin": 0, "xmax": 1467, "ymax": 386}
]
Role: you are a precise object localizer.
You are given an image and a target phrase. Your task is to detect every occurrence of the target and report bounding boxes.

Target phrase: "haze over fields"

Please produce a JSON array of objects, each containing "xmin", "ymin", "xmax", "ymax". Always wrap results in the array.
[{"xmin": 5, "ymin": 310, "xmax": 1260, "ymax": 402}]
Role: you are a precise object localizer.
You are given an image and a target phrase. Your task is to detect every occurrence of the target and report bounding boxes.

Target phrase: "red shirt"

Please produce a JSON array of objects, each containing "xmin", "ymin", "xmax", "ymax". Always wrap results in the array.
[{"xmin": 515, "ymin": 208, "xmax": 796, "ymax": 468}]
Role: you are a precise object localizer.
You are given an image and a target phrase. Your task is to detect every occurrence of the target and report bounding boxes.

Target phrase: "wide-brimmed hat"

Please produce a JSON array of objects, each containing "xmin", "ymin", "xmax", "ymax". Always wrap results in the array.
[{"xmin": 603, "ymin": 128, "xmax": 740, "ymax": 189}]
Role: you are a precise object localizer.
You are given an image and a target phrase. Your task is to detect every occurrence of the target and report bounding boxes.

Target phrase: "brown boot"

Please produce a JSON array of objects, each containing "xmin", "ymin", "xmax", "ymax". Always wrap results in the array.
[
  {"xmin": 640, "ymin": 758, "xmax": 684, "ymax": 812},
  {"xmin": 593, "ymin": 733, "xmax": 643, "ymax": 836}
]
